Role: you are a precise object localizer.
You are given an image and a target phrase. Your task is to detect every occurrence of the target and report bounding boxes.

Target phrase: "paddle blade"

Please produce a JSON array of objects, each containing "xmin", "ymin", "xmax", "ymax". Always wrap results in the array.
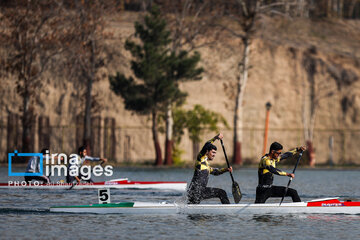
[
  {"xmin": 68, "ymin": 182, "xmax": 77, "ymax": 190},
  {"xmin": 232, "ymin": 181, "xmax": 242, "ymax": 203}
]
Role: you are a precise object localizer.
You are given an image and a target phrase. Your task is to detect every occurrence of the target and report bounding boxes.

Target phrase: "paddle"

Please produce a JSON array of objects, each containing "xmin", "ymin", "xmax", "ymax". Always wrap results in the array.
[
  {"xmin": 220, "ymin": 139, "xmax": 242, "ymax": 203},
  {"xmin": 68, "ymin": 176, "xmax": 81, "ymax": 190},
  {"xmin": 68, "ymin": 160, "xmax": 105, "ymax": 190},
  {"xmin": 279, "ymin": 151, "xmax": 303, "ymax": 205},
  {"xmin": 68, "ymin": 182, "xmax": 77, "ymax": 190}
]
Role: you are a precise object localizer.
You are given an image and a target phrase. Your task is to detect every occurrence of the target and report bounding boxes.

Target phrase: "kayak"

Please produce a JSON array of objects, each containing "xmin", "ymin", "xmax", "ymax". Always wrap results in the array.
[
  {"xmin": 0, "ymin": 178, "xmax": 187, "ymax": 191},
  {"xmin": 50, "ymin": 198, "xmax": 360, "ymax": 215}
]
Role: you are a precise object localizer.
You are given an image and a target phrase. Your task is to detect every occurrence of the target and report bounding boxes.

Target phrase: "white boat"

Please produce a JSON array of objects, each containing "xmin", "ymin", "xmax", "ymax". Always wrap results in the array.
[
  {"xmin": 1, "ymin": 178, "xmax": 187, "ymax": 191},
  {"xmin": 50, "ymin": 198, "xmax": 360, "ymax": 215}
]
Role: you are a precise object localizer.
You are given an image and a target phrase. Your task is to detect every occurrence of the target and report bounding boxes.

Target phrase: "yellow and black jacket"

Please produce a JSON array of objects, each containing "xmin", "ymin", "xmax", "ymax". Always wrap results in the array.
[
  {"xmin": 258, "ymin": 149, "xmax": 298, "ymax": 186},
  {"xmin": 188, "ymin": 137, "xmax": 227, "ymax": 191}
]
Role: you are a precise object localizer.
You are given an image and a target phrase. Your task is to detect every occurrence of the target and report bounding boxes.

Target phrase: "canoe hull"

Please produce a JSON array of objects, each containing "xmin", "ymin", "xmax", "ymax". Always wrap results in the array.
[{"xmin": 50, "ymin": 198, "xmax": 360, "ymax": 215}]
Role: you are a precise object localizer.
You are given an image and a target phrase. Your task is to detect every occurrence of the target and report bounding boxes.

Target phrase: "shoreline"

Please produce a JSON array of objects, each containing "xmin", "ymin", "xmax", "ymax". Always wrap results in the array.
[{"xmin": 2, "ymin": 162, "xmax": 360, "ymax": 170}]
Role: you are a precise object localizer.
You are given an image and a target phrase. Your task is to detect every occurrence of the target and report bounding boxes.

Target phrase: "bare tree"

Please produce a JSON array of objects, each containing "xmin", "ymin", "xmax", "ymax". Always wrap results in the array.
[
  {"xmin": 219, "ymin": 0, "xmax": 313, "ymax": 164},
  {"xmin": 301, "ymin": 46, "xmax": 358, "ymax": 166},
  {"xmin": 301, "ymin": 47, "xmax": 332, "ymax": 166},
  {"xmin": 322, "ymin": 0, "xmax": 360, "ymax": 18},
  {"xmin": 347, "ymin": 0, "xmax": 359, "ymax": 18},
  {"xmin": 218, "ymin": 0, "xmax": 261, "ymax": 165},
  {"xmin": 159, "ymin": 0, "xmax": 217, "ymax": 165},
  {"xmin": 0, "ymin": 0, "xmax": 67, "ymax": 153},
  {"xmin": 64, "ymin": 0, "xmax": 115, "ymax": 153}
]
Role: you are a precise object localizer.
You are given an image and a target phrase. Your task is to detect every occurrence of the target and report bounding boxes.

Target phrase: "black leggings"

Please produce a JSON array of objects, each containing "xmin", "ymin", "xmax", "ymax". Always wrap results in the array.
[
  {"xmin": 187, "ymin": 187, "xmax": 230, "ymax": 204},
  {"xmin": 66, "ymin": 175, "xmax": 94, "ymax": 183},
  {"xmin": 255, "ymin": 185, "xmax": 301, "ymax": 203},
  {"xmin": 25, "ymin": 176, "xmax": 50, "ymax": 184}
]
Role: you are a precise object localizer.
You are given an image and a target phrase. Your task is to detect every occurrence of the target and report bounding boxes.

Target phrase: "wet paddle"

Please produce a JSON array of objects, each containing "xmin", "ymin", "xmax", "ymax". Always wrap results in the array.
[
  {"xmin": 68, "ymin": 176, "xmax": 81, "ymax": 190},
  {"xmin": 68, "ymin": 160, "xmax": 105, "ymax": 190},
  {"xmin": 68, "ymin": 182, "xmax": 77, "ymax": 190},
  {"xmin": 220, "ymin": 139, "xmax": 242, "ymax": 203},
  {"xmin": 279, "ymin": 151, "xmax": 303, "ymax": 205}
]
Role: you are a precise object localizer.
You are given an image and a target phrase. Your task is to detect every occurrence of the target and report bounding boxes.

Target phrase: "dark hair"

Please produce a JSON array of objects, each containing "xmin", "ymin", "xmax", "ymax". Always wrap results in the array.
[
  {"xmin": 269, "ymin": 142, "xmax": 283, "ymax": 152},
  {"xmin": 205, "ymin": 142, "xmax": 217, "ymax": 152},
  {"xmin": 78, "ymin": 146, "xmax": 86, "ymax": 154},
  {"xmin": 40, "ymin": 148, "xmax": 49, "ymax": 155}
]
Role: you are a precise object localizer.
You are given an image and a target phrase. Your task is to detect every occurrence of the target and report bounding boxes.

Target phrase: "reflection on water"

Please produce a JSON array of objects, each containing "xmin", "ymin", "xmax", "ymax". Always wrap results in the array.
[
  {"xmin": 305, "ymin": 214, "xmax": 360, "ymax": 221},
  {"xmin": 187, "ymin": 214, "xmax": 229, "ymax": 222},
  {"xmin": 0, "ymin": 208, "xmax": 48, "ymax": 215},
  {"xmin": 252, "ymin": 214, "xmax": 288, "ymax": 224}
]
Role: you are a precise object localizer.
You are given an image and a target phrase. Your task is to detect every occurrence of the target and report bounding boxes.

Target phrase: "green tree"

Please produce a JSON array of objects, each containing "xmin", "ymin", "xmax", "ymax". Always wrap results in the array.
[
  {"xmin": 186, "ymin": 105, "xmax": 229, "ymax": 160},
  {"xmin": 109, "ymin": 6, "xmax": 202, "ymax": 165},
  {"xmin": 163, "ymin": 49, "xmax": 203, "ymax": 165},
  {"xmin": 169, "ymin": 105, "xmax": 229, "ymax": 162},
  {"xmin": 160, "ymin": 1, "xmax": 211, "ymax": 166}
]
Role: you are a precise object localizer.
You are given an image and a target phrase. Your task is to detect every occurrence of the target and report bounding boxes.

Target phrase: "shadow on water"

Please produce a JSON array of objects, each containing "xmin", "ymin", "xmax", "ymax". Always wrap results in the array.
[
  {"xmin": 0, "ymin": 207, "xmax": 108, "ymax": 216},
  {"xmin": 0, "ymin": 208, "xmax": 49, "ymax": 215},
  {"xmin": 186, "ymin": 214, "xmax": 229, "ymax": 222},
  {"xmin": 252, "ymin": 214, "xmax": 289, "ymax": 224},
  {"xmin": 251, "ymin": 213, "xmax": 360, "ymax": 224}
]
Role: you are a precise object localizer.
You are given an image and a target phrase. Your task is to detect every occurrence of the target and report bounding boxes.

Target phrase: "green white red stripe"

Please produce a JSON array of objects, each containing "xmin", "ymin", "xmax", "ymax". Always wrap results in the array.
[{"xmin": 50, "ymin": 198, "xmax": 360, "ymax": 215}]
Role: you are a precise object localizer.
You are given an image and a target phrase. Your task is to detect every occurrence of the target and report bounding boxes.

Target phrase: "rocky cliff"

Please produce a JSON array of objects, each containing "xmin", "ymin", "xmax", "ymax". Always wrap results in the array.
[{"xmin": 1, "ymin": 12, "xmax": 359, "ymax": 165}]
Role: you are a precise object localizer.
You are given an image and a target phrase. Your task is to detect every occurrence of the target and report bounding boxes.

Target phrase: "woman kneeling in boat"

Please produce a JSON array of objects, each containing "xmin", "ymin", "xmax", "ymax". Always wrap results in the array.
[
  {"xmin": 187, "ymin": 133, "xmax": 232, "ymax": 204},
  {"xmin": 66, "ymin": 146, "xmax": 107, "ymax": 184},
  {"xmin": 255, "ymin": 142, "xmax": 306, "ymax": 203},
  {"xmin": 25, "ymin": 148, "xmax": 50, "ymax": 184}
]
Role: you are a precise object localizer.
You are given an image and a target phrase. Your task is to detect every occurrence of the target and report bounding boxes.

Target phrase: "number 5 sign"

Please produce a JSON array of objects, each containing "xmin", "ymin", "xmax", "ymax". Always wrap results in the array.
[{"xmin": 98, "ymin": 189, "xmax": 111, "ymax": 204}]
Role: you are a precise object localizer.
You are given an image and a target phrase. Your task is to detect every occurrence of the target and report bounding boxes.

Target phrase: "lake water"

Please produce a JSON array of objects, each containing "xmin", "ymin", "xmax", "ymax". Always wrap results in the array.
[{"xmin": 1, "ymin": 167, "xmax": 360, "ymax": 239}]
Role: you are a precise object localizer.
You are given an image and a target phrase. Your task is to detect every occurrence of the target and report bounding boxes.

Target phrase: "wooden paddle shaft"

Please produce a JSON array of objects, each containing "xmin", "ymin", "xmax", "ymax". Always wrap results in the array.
[{"xmin": 220, "ymin": 140, "xmax": 235, "ymax": 183}]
